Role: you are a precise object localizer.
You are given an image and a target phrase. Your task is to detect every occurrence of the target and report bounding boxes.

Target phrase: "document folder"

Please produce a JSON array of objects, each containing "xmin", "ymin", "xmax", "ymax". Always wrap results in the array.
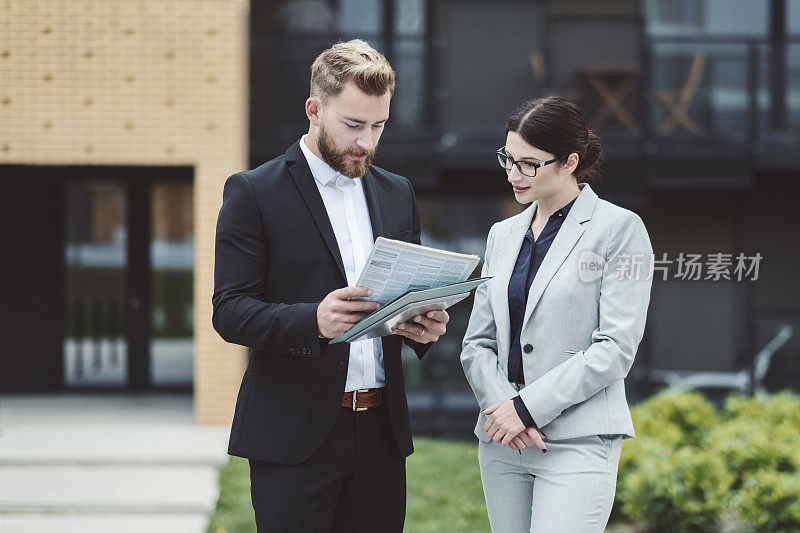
[{"xmin": 330, "ymin": 277, "xmax": 491, "ymax": 344}]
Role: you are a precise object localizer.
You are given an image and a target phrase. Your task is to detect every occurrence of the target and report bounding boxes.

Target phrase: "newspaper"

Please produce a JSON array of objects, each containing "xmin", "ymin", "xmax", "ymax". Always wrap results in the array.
[{"xmin": 355, "ymin": 237, "xmax": 481, "ymax": 306}]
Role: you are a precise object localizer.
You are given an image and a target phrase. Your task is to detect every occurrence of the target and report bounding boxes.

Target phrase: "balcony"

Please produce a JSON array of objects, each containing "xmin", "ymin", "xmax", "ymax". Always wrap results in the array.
[{"xmin": 250, "ymin": 31, "xmax": 800, "ymax": 194}]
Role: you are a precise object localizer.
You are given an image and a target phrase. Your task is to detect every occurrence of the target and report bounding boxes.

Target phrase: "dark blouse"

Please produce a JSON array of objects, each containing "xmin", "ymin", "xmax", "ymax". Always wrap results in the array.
[{"xmin": 508, "ymin": 196, "xmax": 577, "ymax": 427}]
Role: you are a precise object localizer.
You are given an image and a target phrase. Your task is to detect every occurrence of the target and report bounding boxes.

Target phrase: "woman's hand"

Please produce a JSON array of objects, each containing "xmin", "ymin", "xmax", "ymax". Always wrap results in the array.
[
  {"xmin": 508, "ymin": 427, "xmax": 547, "ymax": 452},
  {"xmin": 482, "ymin": 400, "xmax": 526, "ymax": 446}
]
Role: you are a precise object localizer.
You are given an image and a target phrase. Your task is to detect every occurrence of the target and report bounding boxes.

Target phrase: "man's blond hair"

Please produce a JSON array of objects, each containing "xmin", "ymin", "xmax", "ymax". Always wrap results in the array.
[{"xmin": 310, "ymin": 39, "xmax": 395, "ymax": 101}]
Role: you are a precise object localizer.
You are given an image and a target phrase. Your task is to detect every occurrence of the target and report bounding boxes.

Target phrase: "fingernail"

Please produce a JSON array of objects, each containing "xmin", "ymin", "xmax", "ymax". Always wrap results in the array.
[
  {"xmin": 427, "ymin": 312, "xmax": 434, "ymax": 317},
  {"xmin": 367, "ymin": 289, "xmax": 373, "ymax": 296},
  {"xmin": 414, "ymin": 317, "xmax": 421, "ymax": 322},
  {"xmin": 398, "ymin": 324, "xmax": 405, "ymax": 330}
]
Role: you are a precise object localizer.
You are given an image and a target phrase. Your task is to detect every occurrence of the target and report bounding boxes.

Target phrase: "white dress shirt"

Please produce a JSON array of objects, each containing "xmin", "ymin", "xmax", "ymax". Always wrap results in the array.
[{"xmin": 299, "ymin": 135, "xmax": 385, "ymax": 392}]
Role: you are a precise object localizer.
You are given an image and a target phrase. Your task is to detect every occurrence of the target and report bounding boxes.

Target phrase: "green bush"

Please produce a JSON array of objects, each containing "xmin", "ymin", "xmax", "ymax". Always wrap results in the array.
[
  {"xmin": 612, "ymin": 428, "xmax": 680, "ymax": 523},
  {"xmin": 621, "ymin": 446, "xmax": 733, "ymax": 532},
  {"xmin": 705, "ymin": 420, "xmax": 800, "ymax": 491},
  {"xmin": 629, "ymin": 389, "xmax": 718, "ymax": 447},
  {"xmin": 613, "ymin": 390, "xmax": 800, "ymax": 531},
  {"xmin": 737, "ymin": 469, "xmax": 800, "ymax": 533},
  {"xmin": 722, "ymin": 390, "xmax": 800, "ymax": 428}
]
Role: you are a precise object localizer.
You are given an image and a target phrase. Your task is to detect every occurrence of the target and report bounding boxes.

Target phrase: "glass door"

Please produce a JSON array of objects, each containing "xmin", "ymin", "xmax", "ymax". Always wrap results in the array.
[
  {"xmin": 150, "ymin": 182, "xmax": 194, "ymax": 387},
  {"xmin": 64, "ymin": 181, "xmax": 129, "ymax": 387},
  {"xmin": 63, "ymin": 177, "xmax": 194, "ymax": 390}
]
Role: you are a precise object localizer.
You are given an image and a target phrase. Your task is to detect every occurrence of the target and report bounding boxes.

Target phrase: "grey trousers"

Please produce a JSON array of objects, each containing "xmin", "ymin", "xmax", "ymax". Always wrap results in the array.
[{"xmin": 478, "ymin": 433, "xmax": 622, "ymax": 532}]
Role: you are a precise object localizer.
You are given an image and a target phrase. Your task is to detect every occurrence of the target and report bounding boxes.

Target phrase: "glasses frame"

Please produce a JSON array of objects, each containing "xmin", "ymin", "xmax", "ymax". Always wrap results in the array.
[{"xmin": 496, "ymin": 147, "xmax": 569, "ymax": 178}]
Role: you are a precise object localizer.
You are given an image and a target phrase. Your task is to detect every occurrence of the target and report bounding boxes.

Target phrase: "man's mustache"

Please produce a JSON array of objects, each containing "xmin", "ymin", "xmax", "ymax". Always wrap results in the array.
[{"xmin": 346, "ymin": 148, "xmax": 373, "ymax": 157}]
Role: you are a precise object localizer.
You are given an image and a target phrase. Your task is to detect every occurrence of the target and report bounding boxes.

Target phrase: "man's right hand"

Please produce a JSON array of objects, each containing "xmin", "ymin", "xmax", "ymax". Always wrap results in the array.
[{"xmin": 317, "ymin": 286, "xmax": 380, "ymax": 339}]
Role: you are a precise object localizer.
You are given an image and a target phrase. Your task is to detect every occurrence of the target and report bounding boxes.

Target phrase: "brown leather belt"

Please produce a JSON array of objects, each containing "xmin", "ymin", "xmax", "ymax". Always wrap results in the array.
[{"xmin": 342, "ymin": 388, "xmax": 383, "ymax": 411}]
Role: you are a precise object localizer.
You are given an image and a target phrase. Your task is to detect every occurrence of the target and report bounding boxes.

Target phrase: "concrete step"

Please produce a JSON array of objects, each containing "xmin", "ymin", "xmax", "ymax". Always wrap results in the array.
[
  {"xmin": 0, "ymin": 465, "xmax": 220, "ymax": 514},
  {"xmin": 0, "ymin": 514, "xmax": 208, "ymax": 533},
  {"xmin": 0, "ymin": 394, "xmax": 231, "ymax": 533},
  {"xmin": 0, "ymin": 425, "xmax": 230, "ymax": 466}
]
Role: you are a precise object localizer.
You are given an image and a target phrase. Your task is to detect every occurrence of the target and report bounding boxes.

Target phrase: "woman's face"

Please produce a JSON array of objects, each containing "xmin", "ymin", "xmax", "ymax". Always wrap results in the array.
[{"xmin": 503, "ymin": 131, "xmax": 575, "ymax": 205}]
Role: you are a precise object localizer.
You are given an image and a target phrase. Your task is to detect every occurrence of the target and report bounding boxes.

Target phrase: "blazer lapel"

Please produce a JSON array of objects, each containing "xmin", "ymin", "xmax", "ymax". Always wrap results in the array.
[
  {"xmin": 361, "ymin": 169, "xmax": 384, "ymax": 240},
  {"xmin": 521, "ymin": 183, "xmax": 598, "ymax": 331},
  {"xmin": 285, "ymin": 142, "xmax": 347, "ymax": 282},
  {"xmin": 492, "ymin": 204, "xmax": 536, "ymax": 356}
]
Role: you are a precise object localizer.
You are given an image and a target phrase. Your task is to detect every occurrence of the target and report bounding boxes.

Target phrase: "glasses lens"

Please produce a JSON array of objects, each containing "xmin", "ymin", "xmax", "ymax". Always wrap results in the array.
[
  {"xmin": 497, "ymin": 151, "xmax": 511, "ymax": 171},
  {"xmin": 520, "ymin": 164, "xmax": 536, "ymax": 178}
]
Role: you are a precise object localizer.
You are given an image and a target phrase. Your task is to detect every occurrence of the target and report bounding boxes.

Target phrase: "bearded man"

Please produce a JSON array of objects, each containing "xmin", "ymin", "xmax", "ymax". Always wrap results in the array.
[{"xmin": 212, "ymin": 39, "xmax": 450, "ymax": 532}]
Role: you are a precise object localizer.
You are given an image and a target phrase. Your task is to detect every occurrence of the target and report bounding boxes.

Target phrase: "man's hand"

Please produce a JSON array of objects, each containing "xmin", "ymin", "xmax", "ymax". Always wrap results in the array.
[
  {"xmin": 391, "ymin": 310, "xmax": 449, "ymax": 344},
  {"xmin": 317, "ymin": 286, "xmax": 380, "ymax": 339},
  {"xmin": 483, "ymin": 399, "xmax": 528, "ymax": 447},
  {"xmin": 507, "ymin": 427, "xmax": 547, "ymax": 452}
]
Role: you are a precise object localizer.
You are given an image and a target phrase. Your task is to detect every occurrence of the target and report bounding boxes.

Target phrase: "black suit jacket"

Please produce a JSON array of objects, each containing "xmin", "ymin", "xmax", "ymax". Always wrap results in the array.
[{"xmin": 212, "ymin": 141, "xmax": 430, "ymax": 465}]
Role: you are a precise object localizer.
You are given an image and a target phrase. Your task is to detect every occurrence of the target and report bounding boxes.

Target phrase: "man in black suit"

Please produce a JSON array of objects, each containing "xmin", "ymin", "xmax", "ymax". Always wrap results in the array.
[{"xmin": 212, "ymin": 39, "xmax": 450, "ymax": 532}]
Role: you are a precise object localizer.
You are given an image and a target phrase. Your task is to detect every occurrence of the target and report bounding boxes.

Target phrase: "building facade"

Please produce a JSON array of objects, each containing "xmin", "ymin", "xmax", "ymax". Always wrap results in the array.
[
  {"xmin": 1, "ymin": 0, "xmax": 249, "ymax": 424},
  {"xmin": 3, "ymin": 0, "xmax": 799, "ymax": 432}
]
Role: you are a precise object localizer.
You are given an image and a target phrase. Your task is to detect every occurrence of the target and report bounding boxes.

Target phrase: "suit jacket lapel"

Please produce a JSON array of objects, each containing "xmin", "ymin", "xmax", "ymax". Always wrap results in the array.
[
  {"xmin": 492, "ymin": 203, "xmax": 536, "ymax": 357},
  {"xmin": 361, "ymin": 169, "xmax": 384, "ymax": 240},
  {"xmin": 361, "ymin": 170, "xmax": 397, "ymax": 357},
  {"xmin": 285, "ymin": 142, "xmax": 347, "ymax": 282},
  {"xmin": 521, "ymin": 183, "xmax": 598, "ymax": 331}
]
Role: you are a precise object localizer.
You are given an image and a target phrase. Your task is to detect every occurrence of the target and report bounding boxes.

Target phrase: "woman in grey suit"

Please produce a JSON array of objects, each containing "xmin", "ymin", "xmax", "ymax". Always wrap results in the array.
[{"xmin": 461, "ymin": 95, "xmax": 653, "ymax": 532}]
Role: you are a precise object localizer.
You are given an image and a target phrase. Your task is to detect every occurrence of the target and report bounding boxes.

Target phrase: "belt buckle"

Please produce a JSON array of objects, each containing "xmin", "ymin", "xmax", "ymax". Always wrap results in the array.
[{"xmin": 352, "ymin": 389, "xmax": 369, "ymax": 412}]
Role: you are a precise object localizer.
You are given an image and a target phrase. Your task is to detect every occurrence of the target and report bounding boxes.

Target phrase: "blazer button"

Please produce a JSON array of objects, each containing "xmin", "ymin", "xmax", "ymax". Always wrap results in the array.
[
  {"xmin": 523, "ymin": 344, "xmax": 533, "ymax": 354},
  {"xmin": 337, "ymin": 361, "xmax": 346, "ymax": 372}
]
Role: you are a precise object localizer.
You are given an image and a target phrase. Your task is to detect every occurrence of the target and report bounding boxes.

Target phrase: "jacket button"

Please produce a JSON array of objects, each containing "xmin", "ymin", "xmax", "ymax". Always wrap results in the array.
[
  {"xmin": 523, "ymin": 344, "xmax": 533, "ymax": 354},
  {"xmin": 337, "ymin": 361, "xmax": 346, "ymax": 371}
]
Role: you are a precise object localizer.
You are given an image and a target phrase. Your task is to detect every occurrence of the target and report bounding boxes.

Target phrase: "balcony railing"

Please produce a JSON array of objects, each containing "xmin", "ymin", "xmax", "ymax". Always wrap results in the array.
[
  {"xmin": 641, "ymin": 37, "xmax": 799, "ymax": 145},
  {"xmin": 250, "ymin": 33, "xmax": 800, "ymax": 188}
]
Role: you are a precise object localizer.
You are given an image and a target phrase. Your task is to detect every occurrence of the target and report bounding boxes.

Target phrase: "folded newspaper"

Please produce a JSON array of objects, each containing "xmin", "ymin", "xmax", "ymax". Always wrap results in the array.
[{"xmin": 330, "ymin": 237, "xmax": 490, "ymax": 344}]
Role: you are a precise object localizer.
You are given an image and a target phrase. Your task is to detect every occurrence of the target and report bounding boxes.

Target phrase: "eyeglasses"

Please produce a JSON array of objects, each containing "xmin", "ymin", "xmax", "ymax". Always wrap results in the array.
[{"xmin": 496, "ymin": 147, "xmax": 568, "ymax": 178}]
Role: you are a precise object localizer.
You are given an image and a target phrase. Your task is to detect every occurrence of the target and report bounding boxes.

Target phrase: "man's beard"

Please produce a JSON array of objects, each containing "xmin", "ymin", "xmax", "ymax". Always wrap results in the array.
[{"xmin": 317, "ymin": 125, "xmax": 376, "ymax": 178}]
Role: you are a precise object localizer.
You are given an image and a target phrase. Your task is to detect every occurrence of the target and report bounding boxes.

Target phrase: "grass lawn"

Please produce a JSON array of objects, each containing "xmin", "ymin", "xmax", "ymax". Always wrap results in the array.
[{"xmin": 206, "ymin": 438, "xmax": 635, "ymax": 532}]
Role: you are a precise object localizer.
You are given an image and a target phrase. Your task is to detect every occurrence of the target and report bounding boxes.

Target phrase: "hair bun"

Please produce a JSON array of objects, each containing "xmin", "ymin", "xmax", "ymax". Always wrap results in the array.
[
  {"xmin": 584, "ymin": 130, "xmax": 601, "ymax": 167},
  {"xmin": 577, "ymin": 130, "xmax": 602, "ymax": 180}
]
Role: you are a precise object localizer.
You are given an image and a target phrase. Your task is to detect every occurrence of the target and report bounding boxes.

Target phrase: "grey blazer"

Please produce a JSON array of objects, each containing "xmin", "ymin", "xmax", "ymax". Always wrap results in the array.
[{"xmin": 461, "ymin": 182, "xmax": 653, "ymax": 442}]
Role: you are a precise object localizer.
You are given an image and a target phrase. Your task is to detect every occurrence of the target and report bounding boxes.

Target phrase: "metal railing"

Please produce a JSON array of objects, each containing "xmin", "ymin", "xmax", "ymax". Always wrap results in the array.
[
  {"xmin": 250, "ymin": 33, "xmax": 799, "ymax": 173},
  {"xmin": 648, "ymin": 324, "xmax": 794, "ymax": 395}
]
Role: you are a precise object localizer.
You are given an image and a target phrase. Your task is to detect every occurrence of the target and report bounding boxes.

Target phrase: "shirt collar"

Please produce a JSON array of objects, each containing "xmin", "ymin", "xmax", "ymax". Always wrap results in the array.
[
  {"xmin": 550, "ymin": 196, "xmax": 578, "ymax": 221},
  {"xmin": 524, "ymin": 195, "xmax": 579, "ymax": 240},
  {"xmin": 299, "ymin": 134, "xmax": 342, "ymax": 187}
]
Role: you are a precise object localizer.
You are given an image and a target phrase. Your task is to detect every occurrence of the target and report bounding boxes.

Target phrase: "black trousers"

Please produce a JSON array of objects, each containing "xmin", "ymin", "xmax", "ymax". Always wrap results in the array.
[{"xmin": 249, "ymin": 402, "xmax": 406, "ymax": 532}]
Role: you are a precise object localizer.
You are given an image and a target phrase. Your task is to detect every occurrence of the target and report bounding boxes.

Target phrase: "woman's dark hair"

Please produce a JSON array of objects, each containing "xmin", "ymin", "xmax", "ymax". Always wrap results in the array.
[{"xmin": 505, "ymin": 95, "xmax": 602, "ymax": 182}]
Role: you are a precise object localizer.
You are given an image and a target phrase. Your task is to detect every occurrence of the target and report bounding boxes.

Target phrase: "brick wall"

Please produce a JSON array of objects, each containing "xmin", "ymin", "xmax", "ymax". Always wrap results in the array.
[{"xmin": 0, "ymin": 0, "xmax": 250, "ymax": 425}]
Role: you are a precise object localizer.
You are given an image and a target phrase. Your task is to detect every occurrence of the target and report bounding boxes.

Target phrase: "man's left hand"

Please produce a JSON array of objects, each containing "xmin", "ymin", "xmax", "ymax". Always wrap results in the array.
[
  {"xmin": 391, "ymin": 310, "xmax": 449, "ymax": 344},
  {"xmin": 482, "ymin": 400, "xmax": 526, "ymax": 446}
]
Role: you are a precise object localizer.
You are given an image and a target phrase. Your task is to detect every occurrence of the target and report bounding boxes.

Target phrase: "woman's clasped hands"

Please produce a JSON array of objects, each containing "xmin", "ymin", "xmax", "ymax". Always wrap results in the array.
[{"xmin": 482, "ymin": 400, "xmax": 547, "ymax": 452}]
